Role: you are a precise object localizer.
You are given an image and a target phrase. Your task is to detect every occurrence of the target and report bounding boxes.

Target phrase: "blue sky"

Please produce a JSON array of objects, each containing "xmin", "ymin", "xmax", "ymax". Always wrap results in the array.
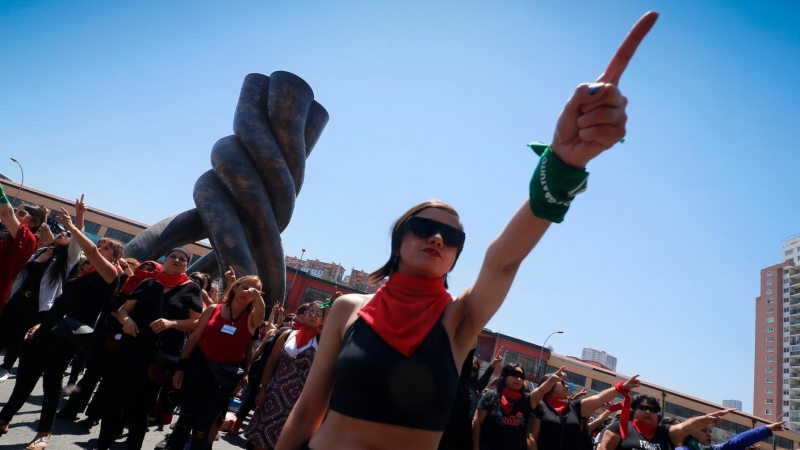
[{"xmin": 2, "ymin": 1, "xmax": 799, "ymax": 415}]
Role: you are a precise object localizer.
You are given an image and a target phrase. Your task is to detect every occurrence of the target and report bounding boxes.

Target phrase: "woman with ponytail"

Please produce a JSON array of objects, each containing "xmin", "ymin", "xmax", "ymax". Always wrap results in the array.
[
  {"xmin": 96, "ymin": 248, "xmax": 203, "ymax": 450},
  {"xmin": 245, "ymin": 301, "xmax": 325, "ymax": 450},
  {"xmin": 276, "ymin": 12, "xmax": 659, "ymax": 450}
]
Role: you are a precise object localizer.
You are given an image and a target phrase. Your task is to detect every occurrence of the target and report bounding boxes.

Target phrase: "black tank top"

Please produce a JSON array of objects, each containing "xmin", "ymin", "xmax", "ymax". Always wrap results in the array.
[{"xmin": 329, "ymin": 316, "xmax": 459, "ymax": 431}]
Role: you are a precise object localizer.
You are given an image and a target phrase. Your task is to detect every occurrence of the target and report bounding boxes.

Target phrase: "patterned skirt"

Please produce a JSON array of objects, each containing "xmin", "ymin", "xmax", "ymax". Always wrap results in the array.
[{"xmin": 244, "ymin": 345, "xmax": 316, "ymax": 449}]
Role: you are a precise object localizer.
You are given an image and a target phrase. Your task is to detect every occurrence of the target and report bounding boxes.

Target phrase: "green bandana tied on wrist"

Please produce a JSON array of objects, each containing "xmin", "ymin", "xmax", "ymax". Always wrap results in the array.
[
  {"xmin": 0, "ymin": 183, "xmax": 8, "ymax": 204},
  {"xmin": 320, "ymin": 297, "xmax": 333, "ymax": 309},
  {"xmin": 527, "ymin": 142, "xmax": 589, "ymax": 224}
]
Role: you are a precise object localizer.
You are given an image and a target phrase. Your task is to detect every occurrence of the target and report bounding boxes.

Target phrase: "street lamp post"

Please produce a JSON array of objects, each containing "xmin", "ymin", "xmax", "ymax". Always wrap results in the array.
[
  {"xmin": 9, "ymin": 158, "xmax": 24, "ymax": 204},
  {"xmin": 283, "ymin": 248, "xmax": 306, "ymax": 306},
  {"xmin": 537, "ymin": 330, "xmax": 564, "ymax": 378}
]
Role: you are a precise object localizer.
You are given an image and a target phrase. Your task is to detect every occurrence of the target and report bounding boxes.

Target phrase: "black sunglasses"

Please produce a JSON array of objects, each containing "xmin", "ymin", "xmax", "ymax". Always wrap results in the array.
[
  {"xmin": 403, "ymin": 216, "xmax": 465, "ymax": 248},
  {"xmin": 506, "ymin": 371, "xmax": 524, "ymax": 379},
  {"xmin": 636, "ymin": 405, "xmax": 660, "ymax": 413}
]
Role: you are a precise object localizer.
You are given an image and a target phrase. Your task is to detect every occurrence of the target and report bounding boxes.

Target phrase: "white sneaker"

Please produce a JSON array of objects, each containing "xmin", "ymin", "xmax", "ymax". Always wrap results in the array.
[{"xmin": 0, "ymin": 368, "xmax": 9, "ymax": 383}]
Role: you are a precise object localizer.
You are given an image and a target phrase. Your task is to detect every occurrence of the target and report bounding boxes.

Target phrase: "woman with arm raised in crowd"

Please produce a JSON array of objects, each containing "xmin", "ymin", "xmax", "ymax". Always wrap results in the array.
[
  {"xmin": 163, "ymin": 275, "xmax": 265, "ymax": 450},
  {"xmin": 276, "ymin": 12, "xmax": 659, "ymax": 450},
  {"xmin": 0, "ymin": 205, "xmax": 122, "ymax": 450}
]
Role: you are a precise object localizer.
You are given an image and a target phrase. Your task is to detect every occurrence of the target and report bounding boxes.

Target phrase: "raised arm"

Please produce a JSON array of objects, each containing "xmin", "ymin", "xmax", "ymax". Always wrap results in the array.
[
  {"xmin": 246, "ymin": 288, "xmax": 267, "ymax": 335},
  {"xmin": 530, "ymin": 367, "xmax": 566, "ymax": 408},
  {"xmin": 0, "ymin": 184, "xmax": 21, "ymax": 238},
  {"xmin": 476, "ymin": 349, "xmax": 503, "ymax": 393},
  {"xmin": 37, "ymin": 207, "xmax": 54, "ymax": 249},
  {"xmin": 455, "ymin": 11, "xmax": 659, "ymax": 342},
  {"xmin": 587, "ymin": 410, "xmax": 612, "ymax": 434},
  {"xmin": 74, "ymin": 194, "xmax": 86, "ymax": 231},
  {"xmin": 581, "ymin": 375, "xmax": 640, "ymax": 414},
  {"xmin": 669, "ymin": 409, "xmax": 736, "ymax": 446},
  {"xmin": 55, "ymin": 208, "xmax": 117, "ymax": 284}
]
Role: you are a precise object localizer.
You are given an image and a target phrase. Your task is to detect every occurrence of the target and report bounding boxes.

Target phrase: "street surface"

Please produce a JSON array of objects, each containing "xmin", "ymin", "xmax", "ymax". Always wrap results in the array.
[{"xmin": 0, "ymin": 363, "xmax": 246, "ymax": 450}]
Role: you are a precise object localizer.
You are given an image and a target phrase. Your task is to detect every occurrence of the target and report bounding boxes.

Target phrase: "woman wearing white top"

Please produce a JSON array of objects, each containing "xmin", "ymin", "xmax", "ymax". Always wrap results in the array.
[{"xmin": 0, "ymin": 198, "xmax": 84, "ymax": 381}]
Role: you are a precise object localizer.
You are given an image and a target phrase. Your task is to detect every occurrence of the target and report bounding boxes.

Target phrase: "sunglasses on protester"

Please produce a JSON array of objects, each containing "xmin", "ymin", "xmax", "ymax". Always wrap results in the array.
[
  {"xmin": 305, "ymin": 311, "xmax": 324, "ymax": 318},
  {"xmin": 402, "ymin": 216, "xmax": 466, "ymax": 248},
  {"xmin": 636, "ymin": 405, "xmax": 660, "ymax": 414},
  {"xmin": 505, "ymin": 371, "xmax": 525, "ymax": 379},
  {"xmin": 15, "ymin": 209, "xmax": 29, "ymax": 218}
]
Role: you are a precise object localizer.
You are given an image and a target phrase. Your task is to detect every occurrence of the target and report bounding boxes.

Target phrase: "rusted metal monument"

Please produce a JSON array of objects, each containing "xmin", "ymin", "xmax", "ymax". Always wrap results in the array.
[{"xmin": 124, "ymin": 71, "xmax": 328, "ymax": 309}]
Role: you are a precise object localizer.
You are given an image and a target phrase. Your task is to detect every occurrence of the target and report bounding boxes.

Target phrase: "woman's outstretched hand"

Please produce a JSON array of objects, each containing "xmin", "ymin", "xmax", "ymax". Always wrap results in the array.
[{"xmin": 551, "ymin": 11, "xmax": 658, "ymax": 169}]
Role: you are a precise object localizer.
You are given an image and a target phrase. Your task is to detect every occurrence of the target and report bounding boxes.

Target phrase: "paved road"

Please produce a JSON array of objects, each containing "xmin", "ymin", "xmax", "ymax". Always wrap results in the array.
[{"xmin": 0, "ymin": 363, "xmax": 249, "ymax": 450}]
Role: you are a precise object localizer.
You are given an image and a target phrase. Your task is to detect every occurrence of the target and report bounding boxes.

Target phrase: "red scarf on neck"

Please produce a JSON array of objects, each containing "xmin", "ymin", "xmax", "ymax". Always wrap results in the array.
[
  {"xmin": 632, "ymin": 419, "xmax": 658, "ymax": 440},
  {"xmin": 294, "ymin": 324, "xmax": 321, "ymax": 349},
  {"xmin": 357, "ymin": 272, "xmax": 452, "ymax": 356},
  {"xmin": 155, "ymin": 270, "xmax": 192, "ymax": 288},
  {"xmin": 615, "ymin": 381, "xmax": 646, "ymax": 440},
  {"xmin": 121, "ymin": 261, "xmax": 162, "ymax": 295},
  {"xmin": 500, "ymin": 388, "xmax": 522, "ymax": 415},
  {"xmin": 545, "ymin": 396, "xmax": 570, "ymax": 416}
]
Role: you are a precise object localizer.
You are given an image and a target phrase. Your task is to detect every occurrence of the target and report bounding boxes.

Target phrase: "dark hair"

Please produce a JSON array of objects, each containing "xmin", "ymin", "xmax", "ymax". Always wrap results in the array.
[
  {"xmin": 45, "ymin": 244, "xmax": 71, "ymax": 288},
  {"xmin": 368, "ymin": 200, "xmax": 463, "ymax": 288},
  {"xmin": 534, "ymin": 374, "xmax": 560, "ymax": 397},
  {"xmin": 660, "ymin": 417, "xmax": 679, "ymax": 426},
  {"xmin": 485, "ymin": 364, "xmax": 526, "ymax": 406},
  {"xmin": 631, "ymin": 394, "xmax": 661, "ymax": 413},
  {"xmin": 189, "ymin": 272, "xmax": 209, "ymax": 291},
  {"xmin": 296, "ymin": 301, "xmax": 324, "ymax": 316},
  {"xmin": 22, "ymin": 204, "xmax": 45, "ymax": 232}
]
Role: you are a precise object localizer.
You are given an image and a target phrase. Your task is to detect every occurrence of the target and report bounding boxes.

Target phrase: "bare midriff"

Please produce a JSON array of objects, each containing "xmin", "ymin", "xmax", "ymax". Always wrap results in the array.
[{"xmin": 307, "ymin": 410, "xmax": 443, "ymax": 450}]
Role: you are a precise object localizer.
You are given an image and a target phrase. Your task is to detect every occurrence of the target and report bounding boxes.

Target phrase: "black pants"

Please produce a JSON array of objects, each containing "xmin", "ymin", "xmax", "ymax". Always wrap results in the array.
[
  {"xmin": 0, "ymin": 291, "xmax": 43, "ymax": 370},
  {"xmin": 165, "ymin": 353, "xmax": 238, "ymax": 450},
  {"xmin": 60, "ymin": 340, "xmax": 111, "ymax": 417},
  {"xmin": 0, "ymin": 329, "xmax": 77, "ymax": 432},
  {"xmin": 96, "ymin": 343, "xmax": 163, "ymax": 450}
]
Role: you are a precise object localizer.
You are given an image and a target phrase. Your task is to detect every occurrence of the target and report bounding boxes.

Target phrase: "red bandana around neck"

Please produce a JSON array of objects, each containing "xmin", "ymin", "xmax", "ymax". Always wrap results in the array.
[
  {"xmin": 155, "ymin": 270, "xmax": 192, "ymax": 288},
  {"xmin": 632, "ymin": 419, "xmax": 658, "ymax": 440},
  {"xmin": 545, "ymin": 396, "xmax": 570, "ymax": 416},
  {"xmin": 294, "ymin": 324, "xmax": 321, "ymax": 349},
  {"xmin": 121, "ymin": 261, "xmax": 162, "ymax": 295},
  {"xmin": 80, "ymin": 261, "xmax": 123, "ymax": 277},
  {"xmin": 500, "ymin": 388, "xmax": 523, "ymax": 415},
  {"xmin": 357, "ymin": 272, "xmax": 452, "ymax": 357}
]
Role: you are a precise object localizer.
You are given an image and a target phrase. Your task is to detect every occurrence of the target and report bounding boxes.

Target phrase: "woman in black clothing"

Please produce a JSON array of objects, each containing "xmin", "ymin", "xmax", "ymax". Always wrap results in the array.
[
  {"xmin": 439, "ymin": 348, "xmax": 502, "ymax": 450},
  {"xmin": 598, "ymin": 394, "xmax": 734, "ymax": 450},
  {"xmin": 0, "ymin": 200, "xmax": 83, "ymax": 379},
  {"xmin": 95, "ymin": 247, "xmax": 202, "ymax": 450},
  {"xmin": 529, "ymin": 372, "xmax": 640, "ymax": 450},
  {"xmin": 0, "ymin": 207, "xmax": 122, "ymax": 450},
  {"xmin": 473, "ymin": 365, "xmax": 565, "ymax": 450}
]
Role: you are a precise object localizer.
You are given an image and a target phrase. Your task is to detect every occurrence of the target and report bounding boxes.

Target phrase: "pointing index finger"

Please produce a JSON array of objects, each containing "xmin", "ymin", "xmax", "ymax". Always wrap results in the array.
[{"xmin": 597, "ymin": 11, "xmax": 659, "ymax": 85}]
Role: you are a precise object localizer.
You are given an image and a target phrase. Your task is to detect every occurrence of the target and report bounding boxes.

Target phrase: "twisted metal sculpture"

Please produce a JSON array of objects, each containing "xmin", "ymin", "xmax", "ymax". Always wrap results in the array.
[{"xmin": 124, "ymin": 72, "xmax": 328, "ymax": 308}]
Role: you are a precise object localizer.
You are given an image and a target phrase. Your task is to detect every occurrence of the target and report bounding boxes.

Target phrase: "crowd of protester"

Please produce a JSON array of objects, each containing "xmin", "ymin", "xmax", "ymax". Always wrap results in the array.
[{"xmin": 0, "ymin": 11, "xmax": 794, "ymax": 450}]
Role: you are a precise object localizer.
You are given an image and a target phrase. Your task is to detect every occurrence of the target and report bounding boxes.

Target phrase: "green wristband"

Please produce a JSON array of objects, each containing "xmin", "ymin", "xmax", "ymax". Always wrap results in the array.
[
  {"xmin": 528, "ymin": 145, "xmax": 589, "ymax": 224},
  {"xmin": 0, "ymin": 184, "xmax": 8, "ymax": 204}
]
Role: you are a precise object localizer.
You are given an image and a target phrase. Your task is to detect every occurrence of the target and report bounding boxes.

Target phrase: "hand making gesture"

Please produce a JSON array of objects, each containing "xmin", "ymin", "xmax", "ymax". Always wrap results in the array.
[{"xmin": 551, "ymin": 11, "xmax": 658, "ymax": 169}]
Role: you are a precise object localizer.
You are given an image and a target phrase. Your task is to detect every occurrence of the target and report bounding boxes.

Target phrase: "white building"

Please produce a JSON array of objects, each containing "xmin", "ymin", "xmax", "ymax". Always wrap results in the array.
[
  {"xmin": 723, "ymin": 399, "xmax": 743, "ymax": 411},
  {"xmin": 580, "ymin": 347, "xmax": 617, "ymax": 371}
]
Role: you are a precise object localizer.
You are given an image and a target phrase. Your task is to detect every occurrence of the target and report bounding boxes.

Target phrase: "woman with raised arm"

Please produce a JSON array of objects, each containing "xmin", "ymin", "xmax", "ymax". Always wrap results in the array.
[
  {"xmin": 163, "ymin": 275, "xmax": 265, "ymax": 450},
  {"xmin": 0, "ymin": 190, "xmax": 45, "ymax": 312},
  {"xmin": 275, "ymin": 12, "xmax": 658, "ymax": 450},
  {"xmin": 95, "ymin": 247, "xmax": 203, "ymax": 450},
  {"xmin": 0, "ymin": 205, "xmax": 122, "ymax": 450},
  {"xmin": 529, "ymin": 372, "xmax": 640, "ymax": 450},
  {"xmin": 675, "ymin": 420, "xmax": 787, "ymax": 450},
  {"xmin": 0, "ymin": 198, "xmax": 84, "ymax": 382},
  {"xmin": 599, "ymin": 394, "xmax": 735, "ymax": 450},
  {"xmin": 472, "ymin": 365, "xmax": 566, "ymax": 450}
]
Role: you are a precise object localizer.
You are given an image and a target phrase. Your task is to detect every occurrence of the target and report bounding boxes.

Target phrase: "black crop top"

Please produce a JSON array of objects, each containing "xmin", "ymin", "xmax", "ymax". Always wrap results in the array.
[{"xmin": 329, "ymin": 316, "xmax": 459, "ymax": 431}]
